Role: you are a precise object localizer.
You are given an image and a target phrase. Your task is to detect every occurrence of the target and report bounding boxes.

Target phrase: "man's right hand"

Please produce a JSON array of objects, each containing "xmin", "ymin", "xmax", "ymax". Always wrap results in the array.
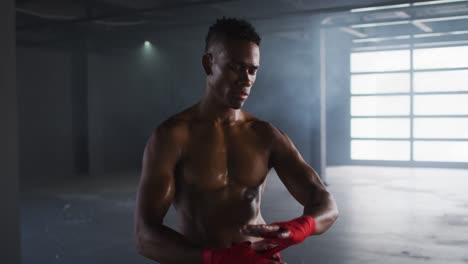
[{"xmin": 202, "ymin": 241, "xmax": 286, "ymax": 264}]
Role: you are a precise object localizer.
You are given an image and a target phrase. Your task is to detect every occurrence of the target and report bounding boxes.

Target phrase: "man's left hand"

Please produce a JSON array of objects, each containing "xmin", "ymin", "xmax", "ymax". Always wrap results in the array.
[
  {"xmin": 241, "ymin": 224, "xmax": 290, "ymax": 257},
  {"xmin": 241, "ymin": 224, "xmax": 290, "ymax": 240},
  {"xmin": 241, "ymin": 216, "xmax": 316, "ymax": 257}
]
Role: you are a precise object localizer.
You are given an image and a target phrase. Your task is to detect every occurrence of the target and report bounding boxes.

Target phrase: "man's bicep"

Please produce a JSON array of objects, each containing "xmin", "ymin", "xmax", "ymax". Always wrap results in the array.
[
  {"xmin": 271, "ymin": 129, "xmax": 327, "ymax": 205},
  {"xmin": 136, "ymin": 130, "xmax": 179, "ymax": 226}
]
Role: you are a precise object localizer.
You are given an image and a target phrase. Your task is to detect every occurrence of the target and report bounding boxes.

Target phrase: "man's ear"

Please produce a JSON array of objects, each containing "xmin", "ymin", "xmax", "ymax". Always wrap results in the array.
[{"xmin": 202, "ymin": 53, "xmax": 212, "ymax": 75}]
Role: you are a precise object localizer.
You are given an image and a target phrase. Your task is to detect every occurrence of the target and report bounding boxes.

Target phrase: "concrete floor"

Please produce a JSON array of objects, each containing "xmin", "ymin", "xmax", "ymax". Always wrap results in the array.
[{"xmin": 21, "ymin": 166, "xmax": 468, "ymax": 264}]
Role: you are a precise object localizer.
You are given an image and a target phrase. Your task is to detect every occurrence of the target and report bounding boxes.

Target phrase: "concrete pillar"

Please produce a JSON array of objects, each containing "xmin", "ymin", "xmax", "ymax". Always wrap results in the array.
[
  {"xmin": 0, "ymin": 0, "xmax": 21, "ymax": 263},
  {"xmin": 71, "ymin": 38, "xmax": 90, "ymax": 175}
]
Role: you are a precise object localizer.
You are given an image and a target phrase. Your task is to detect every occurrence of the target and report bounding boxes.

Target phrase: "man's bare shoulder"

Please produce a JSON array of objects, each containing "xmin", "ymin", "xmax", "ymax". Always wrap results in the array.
[
  {"xmin": 151, "ymin": 105, "xmax": 197, "ymax": 143},
  {"xmin": 243, "ymin": 112, "xmax": 284, "ymax": 140}
]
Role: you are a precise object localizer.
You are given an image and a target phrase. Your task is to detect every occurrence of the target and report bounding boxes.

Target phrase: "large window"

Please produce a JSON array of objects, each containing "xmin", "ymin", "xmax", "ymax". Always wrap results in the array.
[{"xmin": 350, "ymin": 45, "xmax": 468, "ymax": 163}]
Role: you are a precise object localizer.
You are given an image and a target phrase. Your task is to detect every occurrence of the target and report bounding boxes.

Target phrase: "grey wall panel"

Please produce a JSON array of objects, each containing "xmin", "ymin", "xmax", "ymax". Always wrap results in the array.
[
  {"xmin": 87, "ymin": 46, "xmax": 186, "ymax": 174},
  {"xmin": 325, "ymin": 28, "xmax": 352, "ymax": 166},
  {"xmin": 16, "ymin": 48, "xmax": 74, "ymax": 182},
  {"xmin": 71, "ymin": 47, "xmax": 90, "ymax": 174}
]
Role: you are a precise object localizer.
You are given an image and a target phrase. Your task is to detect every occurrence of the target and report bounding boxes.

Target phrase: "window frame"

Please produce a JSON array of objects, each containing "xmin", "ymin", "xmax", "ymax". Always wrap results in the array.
[{"xmin": 349, "ymin": 43, "xmax": 468, "ymax": 167}]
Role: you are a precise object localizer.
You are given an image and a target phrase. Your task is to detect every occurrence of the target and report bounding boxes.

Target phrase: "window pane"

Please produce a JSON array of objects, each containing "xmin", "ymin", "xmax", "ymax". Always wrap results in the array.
[
  {"xmin": 351, "ymin": 118, "xmax": 410, "ymax": 138},
  {"xmin": 414, "ymin": 118, "xmax": 468, "ymax": 139},
  {"xmin": 351, "ymin": 140, "xmax": 410, "ymax": 160},
  {"xmin": 351, "ymin": 96, "xmax": 410, "ymax": 116},
  {"xmin": 351, "ymin": 50, "xmax": 410, "ymax": 72},
  {"xmin": 414, "ymin": 70, "xmax": 468, "ymax": 92},
  {"xmin": 414, "ymin": 46, "xmax": 468, "ymax": 70},
  {"xmin": 414, "ymin": 141, "xmax": 468, "ymax": 162},
  {"xmin": 414, "ymin": 94, "xmax": 468, "ymax": 115},
  {"xmin": 351, "ymin": 73, "xmax": 410, "ymax": 94}
]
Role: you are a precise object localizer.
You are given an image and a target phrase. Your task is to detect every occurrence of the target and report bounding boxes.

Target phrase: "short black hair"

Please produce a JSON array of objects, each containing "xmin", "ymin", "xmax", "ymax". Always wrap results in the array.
[{"xmin": 205, "ymin": 17, "xmax": 261, "ymax": 52}]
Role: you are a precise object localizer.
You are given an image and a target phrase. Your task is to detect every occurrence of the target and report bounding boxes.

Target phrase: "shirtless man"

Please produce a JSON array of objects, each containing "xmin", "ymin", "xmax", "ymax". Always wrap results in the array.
[{"xmin": 134, "ymin": 18, "xmax": 339, "ymax": 264}]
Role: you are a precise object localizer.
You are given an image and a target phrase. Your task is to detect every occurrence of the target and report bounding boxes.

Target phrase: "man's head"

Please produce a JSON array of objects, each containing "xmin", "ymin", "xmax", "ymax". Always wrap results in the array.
[{"xmin": 202, "ymin": 17, "xmax": 261, "ymax": 110}]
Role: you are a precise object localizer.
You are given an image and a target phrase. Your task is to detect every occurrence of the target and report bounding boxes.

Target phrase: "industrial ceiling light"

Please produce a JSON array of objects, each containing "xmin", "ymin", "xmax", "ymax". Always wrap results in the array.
[
  {"xmin": 349, "ymin": 0, "xmax": 468, "ymax": 15},
  {"xmin": 413, "ymin": 0, "xmax": 468, "ymax": 6},
  {"xmin": 353, "ymin": 35, "xmax": 411, "ymax": 43},
  {"xmin": 352, "ymin": 30, "xmax": 468, "ymax": 43},
  {"xmin": 413, "ymin": 30, "xmax": 468, "ymax": 37},
  {"xmin": 412, "ymin": 21, "xmax": 433, "ymax": 32},
  {"xmin": 414, "ymin": 14, "xmax": 468, "ymax": 23},
  {"xmin": 351, "ymin": 4, "xmax": 410, "ymax": 13},
  {"xmin": 351, "ymin": 14, "xmax": 468, "ymax": 29},
  {"xmin": 351, "ymin": 20, "xmax": 411, "ymax": 28},
  {"xmin": 340, "ymin": 27, "xmax": 368, "ymax": 38}
]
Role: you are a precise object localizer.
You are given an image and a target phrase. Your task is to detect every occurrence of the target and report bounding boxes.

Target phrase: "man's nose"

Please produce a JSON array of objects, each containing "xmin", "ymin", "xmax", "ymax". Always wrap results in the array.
[{"xmin": 239, "ymin": 70, "xmax": 253, "ymax": 87}]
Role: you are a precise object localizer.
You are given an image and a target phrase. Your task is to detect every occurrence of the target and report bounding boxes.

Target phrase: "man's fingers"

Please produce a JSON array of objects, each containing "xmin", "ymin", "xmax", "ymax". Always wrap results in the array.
[
  {"xmin": 243, "ymin": 224, "xmax": 280, "ymax": 233},
  {"xmin": 241, "ymin": 224, "xmax": 287, "ymax": 238},
  {"xmin": 242, "ymin": 225, "xmax": 291, "ymax": 239}
]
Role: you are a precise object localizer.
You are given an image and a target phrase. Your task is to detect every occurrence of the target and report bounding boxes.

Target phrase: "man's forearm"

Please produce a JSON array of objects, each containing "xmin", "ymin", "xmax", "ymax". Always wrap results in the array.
[
  {"xmin": 303, "ymin": 191, "xmax": 339, "ymax": 235},
  {"xmin": 136, "ymin": 223, "xmax": 202, "ymax": 264}
]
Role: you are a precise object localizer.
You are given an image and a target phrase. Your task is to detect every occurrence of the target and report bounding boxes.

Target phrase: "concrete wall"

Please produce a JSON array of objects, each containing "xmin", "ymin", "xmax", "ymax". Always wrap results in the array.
[
  {"xmin": 86, "ymin": 24, "xmax": 324, "ymax": 175},
  {"xmin": 87, "ymin": 43, "xmax": 204, "ymax": 175},
  {"xmin": 17, "ymin": 18, "xmax": 325, "ymax": 179},
  {"xmin": 0, "ymin": 0, "xmax": 21, "ymax": 262},
  {"xmin": 245, "ymin": 30, "xmax": 322, "ymax": 172},
  {"xmin": 17, "ymin": 48, "xmax": 74, "ymax": 183}
]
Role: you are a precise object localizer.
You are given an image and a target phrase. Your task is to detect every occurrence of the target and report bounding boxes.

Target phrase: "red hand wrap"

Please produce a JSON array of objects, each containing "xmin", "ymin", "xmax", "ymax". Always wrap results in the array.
[
  {"xmin": 274, "ymin": 215, "xmax": 316, "ymax": 244},
  {"xmin": 261, "ymin": 215, "xmax": 316, "ymax": 258},
  {"xmin": 202, "ymin": 241, "xmax": 271, "ymax": 264}
]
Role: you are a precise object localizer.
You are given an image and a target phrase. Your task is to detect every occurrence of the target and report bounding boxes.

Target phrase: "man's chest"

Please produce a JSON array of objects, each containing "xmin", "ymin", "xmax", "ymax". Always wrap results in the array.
[{"xmin": 179, "ymin": 124, "xmax": 271, "ymax": 189}]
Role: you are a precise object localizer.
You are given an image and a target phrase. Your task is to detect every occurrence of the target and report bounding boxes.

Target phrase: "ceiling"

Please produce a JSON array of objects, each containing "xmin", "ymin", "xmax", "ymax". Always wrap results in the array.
[
  {"xmin": 15, "ymin": 0, "xmax": 468, "ymax": 50},
  {"xmin": 324, "ymin": 1, "xmax": 468, "ymax": 49}
]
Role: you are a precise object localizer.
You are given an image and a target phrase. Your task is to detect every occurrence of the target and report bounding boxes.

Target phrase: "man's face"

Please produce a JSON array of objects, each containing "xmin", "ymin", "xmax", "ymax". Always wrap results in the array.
[{"xmin": 206, "ymin": 39, "xmax": 260, "ymax": 109}]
